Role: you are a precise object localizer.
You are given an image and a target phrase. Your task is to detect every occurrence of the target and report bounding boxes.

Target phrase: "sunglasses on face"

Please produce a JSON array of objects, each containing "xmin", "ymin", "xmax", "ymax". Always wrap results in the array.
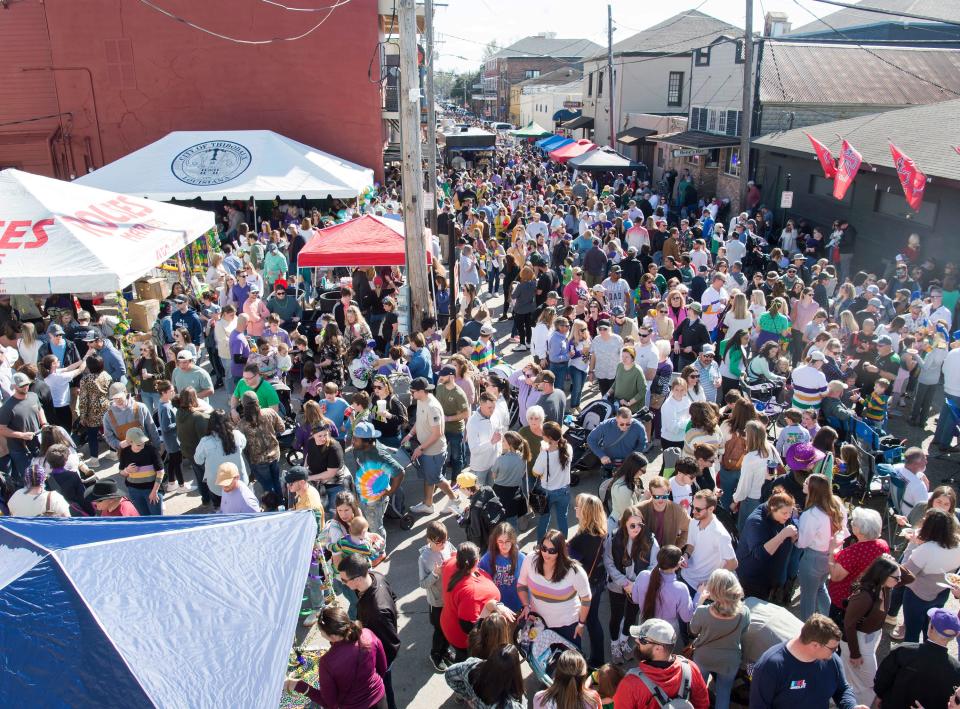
[
  {"xmin": 540, "ymin": 546, "xmax": 558, "ymax": 555},
  {"xmin": 653, "ymin": 494, "xmax": 670, "ymax": 500},
  {"xmin": 691, "ymin": 505, "xmax": 707, "ymax": 513},
  {"xmin": 627, "ymin": 523, "xmax": 642, "ymax": 530}
]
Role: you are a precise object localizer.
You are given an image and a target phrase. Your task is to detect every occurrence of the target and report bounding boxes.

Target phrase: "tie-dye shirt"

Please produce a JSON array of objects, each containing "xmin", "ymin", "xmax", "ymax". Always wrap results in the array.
[{"xmin": 517, "ymin": 554, "xmax": 591, "ymax": 628}]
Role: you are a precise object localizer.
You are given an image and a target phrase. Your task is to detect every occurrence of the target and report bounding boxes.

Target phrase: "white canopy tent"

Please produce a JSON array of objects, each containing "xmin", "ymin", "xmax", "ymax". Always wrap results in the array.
[
  {"xmin": 75, "ymin": 130, "xmax": 374, "ymax": 200},
  {"xmin": 0, "ymin": 169, "xmax": 215, "ymax": 295}
]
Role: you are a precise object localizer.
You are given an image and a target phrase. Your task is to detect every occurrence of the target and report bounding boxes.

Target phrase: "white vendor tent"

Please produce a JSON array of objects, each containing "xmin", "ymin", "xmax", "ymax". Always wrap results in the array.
[
  {"xmin": 75, "ymin": 130, "xmax": 374, "ymax": 200},
  {"xmin": 0, "ymin": 169, "xmax": 215, "ymax": 295}
]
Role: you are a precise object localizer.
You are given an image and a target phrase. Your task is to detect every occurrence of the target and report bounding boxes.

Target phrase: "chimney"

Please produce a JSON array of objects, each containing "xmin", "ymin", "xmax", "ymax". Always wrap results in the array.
[{"xmin": 764, "ymin": 11, "xmax": 791, "ymax": 37}]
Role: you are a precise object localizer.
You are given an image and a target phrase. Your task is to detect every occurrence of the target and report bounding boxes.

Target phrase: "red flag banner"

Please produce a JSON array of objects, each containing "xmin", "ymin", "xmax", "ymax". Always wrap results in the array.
[
  {"xmin": 804, "ymin": 132, "xmax": 837, "ymax": 179},
  {"xmin": 833, "ymin": 139, "xmax": 862, "ymax": 200},
  {"xmin": 889, "ymin": 142, "xmax": 926, "ymax": 211},
  {"xmin": 953, "ymin": 145, "xmax": 960, "ymax": 156}
]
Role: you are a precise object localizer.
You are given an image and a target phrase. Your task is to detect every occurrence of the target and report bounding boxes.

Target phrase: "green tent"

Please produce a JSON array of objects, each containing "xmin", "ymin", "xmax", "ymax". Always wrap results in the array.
[{"xmin": 510, "ymin": 122, "xmax": 554, "ymax": 138}]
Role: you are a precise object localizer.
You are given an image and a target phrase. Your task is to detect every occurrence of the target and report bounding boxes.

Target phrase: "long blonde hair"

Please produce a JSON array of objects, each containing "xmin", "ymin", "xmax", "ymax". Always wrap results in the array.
[
  {"xmin": 745, "ymin": 420, "xmax": 770, "ymax": 457},
  {"xmin": 705, "ymin": 569, "xmax": 744, "ymax": 617},
  {"xmin": 840, "ymin": 310, "xmax": 859, "ymax": 335},
  {"xmin": 575, "ymin": 493, "xmax": 608, "ymax": 537},
  {"xmin": 750, "ymin": 289, "xmax": 767, "ymax": 311},
  {"xmin": 731, "ymin": 292, "xmax": 748, "ymax": 320}
]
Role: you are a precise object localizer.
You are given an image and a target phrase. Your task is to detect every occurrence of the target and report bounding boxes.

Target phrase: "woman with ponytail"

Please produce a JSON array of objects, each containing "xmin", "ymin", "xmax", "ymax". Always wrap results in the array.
[
  {"xmin": 629, "ymin": 545, "xmax": 696, "ymax": 643},
  {"xmin": 441, "ymin": 542, "xmax": 505, "ymax": 662},
  {"xmin": 533, "ymin": 649, "xmax": 601, "ymax": 709},
  {"xmin": 283, "ymin": 606, "xmax": 388, "ymax": 709},
  {"xmin": 797, "ymin": 473, "xmax": 848, "ymax": 619},
  {"xmin": 533, "ymin": 421, "xmax": 574, "ymax": 544}
]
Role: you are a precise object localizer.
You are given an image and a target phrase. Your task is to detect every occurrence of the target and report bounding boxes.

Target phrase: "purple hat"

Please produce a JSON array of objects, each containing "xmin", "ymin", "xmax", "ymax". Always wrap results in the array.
[
  {"xmin": 785, "ymin": 442, "xmax": 825, "ymax": 470},
  {"xmin": 928, "ymin": 607, "xmax": 960, "ymax": 637}
]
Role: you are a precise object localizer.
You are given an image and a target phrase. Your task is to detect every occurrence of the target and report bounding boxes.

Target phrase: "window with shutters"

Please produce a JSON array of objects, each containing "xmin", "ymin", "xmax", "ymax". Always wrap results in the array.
[
  {"xmin": 725, "ymin": 110, "xmax": 741, "ymax": 136},
  {"xmin": 598, "ymin": 71, "xmax": 604, "ymax": 97},
  {"xmin": 708, "ymin": 109, "xmax": 717, "ymax": 132},
  {"xmin": 588, "ymin": 73, "xmax": 593, "ymax": 97},
  {"xmin": 695, "ymin": 47, "xmax": 711, "ymax": 66},
  {"xmin": 735, "ymin": 39, "xmax": 746, "ymax": 64},
  {"xmin": 718, "ymin": 111, "xmax": 727, "ymax": 134},
  {"xmin": 724, "ymin": 148, "xmax": 741, "ymax": 177},
  {"xmin": 668, "ymin": 72, "xmax": 684, "ymax": 106}
]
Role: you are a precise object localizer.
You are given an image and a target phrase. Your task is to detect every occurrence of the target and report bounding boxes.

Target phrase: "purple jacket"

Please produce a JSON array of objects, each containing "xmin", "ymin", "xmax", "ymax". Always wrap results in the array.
[
  {"xmin": 508, "ymin": 369, "xmax": 542, "ymax": 427},
  {"xmin": 296, "ymin": 628, "xmax": 386, "ymax": 709}
]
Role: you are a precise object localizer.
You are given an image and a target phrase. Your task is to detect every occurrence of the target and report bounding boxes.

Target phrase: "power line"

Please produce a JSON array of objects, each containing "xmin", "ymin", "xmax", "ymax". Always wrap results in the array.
[
  {"xmin": 258, "ymin": 0, "xmax": 351, "ymax": 10},
  {"xmin": 134, "ymin": 0, "xmax": 350, "ymax": 44},
  {"xmin": 791, "ymin": 0, "xmax": 960, "ymax": 98},
  {"xmin": 613, "ymin": 0, "xmax": 713, "ymax": 36}
]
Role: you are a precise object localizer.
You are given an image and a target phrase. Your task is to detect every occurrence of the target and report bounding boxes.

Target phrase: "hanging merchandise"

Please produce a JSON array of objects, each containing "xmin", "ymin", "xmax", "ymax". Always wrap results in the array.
[
  {"xmin": 889, "ymin": 142, "xmax": 927, "ymax": 212},
  {"xmin": 804, "ymin": 132, "xmax": 837, "ymax": 179},
  {"xmin": 832, "ymin": 139, "xmax": 862, "ymax": 200}
]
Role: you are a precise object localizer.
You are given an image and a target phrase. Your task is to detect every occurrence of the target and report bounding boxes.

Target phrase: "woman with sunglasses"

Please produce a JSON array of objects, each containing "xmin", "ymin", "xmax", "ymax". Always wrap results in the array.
[
  {"xmin": 603, "ymin": 504, "xmax": 658, "ymax": 663},
  {"xmin": 841, "ymin": 554, "xmax": 911, "ymax": 706},
  {"xmin": 532, "ymin": 422, "xmax": 573, "ymax": 543},
  {"xmin": 368, "ymin": 375, "xmax": 407, "ymax": 448},
  {"xmin": 681, "ymin": 365, "xmax": 706, "ymax": 404},
  {"xmin": 518, "ymin": 529, "xmax": 592, "ymax": 649}
]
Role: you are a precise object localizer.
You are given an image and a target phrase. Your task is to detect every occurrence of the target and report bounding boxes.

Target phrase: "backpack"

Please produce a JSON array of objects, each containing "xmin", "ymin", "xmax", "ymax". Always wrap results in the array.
[
  {"xmin": 387, "ymin": 368, "xmax": 412, "ymax": 408},
  {"xmin": 627, "ymin": 659, "xmax": 694, "ymax": 709},
  {"xmin": 721, "ymin": 430, "xmax": 747, "ymax": 470}
]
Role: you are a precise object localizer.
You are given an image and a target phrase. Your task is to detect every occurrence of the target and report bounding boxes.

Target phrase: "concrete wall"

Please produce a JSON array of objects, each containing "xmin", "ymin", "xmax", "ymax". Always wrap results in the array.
[
  {"xmin": 0, "ymin": 0, "xmax": 384, "ymax": 180},
  {"xmin": 583, "ymin": 55, "xmax": 691, "ymax": 149},
  {"xmin": 755, "ymin": 150, "xmax": 957, "ymax": 271}
]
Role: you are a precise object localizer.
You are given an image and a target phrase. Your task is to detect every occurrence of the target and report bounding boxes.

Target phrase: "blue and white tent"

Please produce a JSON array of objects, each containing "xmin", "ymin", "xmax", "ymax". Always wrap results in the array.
[{"xmin": 0, "ymin": 511, "xmax": 317, "ymax": 708}]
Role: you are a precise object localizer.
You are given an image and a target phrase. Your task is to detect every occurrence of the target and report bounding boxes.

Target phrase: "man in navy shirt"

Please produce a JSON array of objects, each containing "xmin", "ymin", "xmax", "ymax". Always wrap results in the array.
[{"xmin": 750, "ymin": 614, "xmax": 864, "ymax": 709}]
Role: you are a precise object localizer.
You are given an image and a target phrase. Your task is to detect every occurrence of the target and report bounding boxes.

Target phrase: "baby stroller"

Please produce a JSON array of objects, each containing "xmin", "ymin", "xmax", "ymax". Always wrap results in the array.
[
  {"xmin": 515, "ymin": 613, "xmax": 581, "ymax": 687},
  {"xmin": 566, "ymin": 398, "xmax": 617, "ymax": 472},
  {"xmin": 745, "ymin": 381, "xmax": 789, "ymax": 439}
]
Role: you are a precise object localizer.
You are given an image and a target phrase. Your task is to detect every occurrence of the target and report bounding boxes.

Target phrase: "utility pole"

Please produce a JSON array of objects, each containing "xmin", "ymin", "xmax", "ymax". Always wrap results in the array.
[
  {"xmin": 739, "ymin": 0, "xmax": 755, "ymax": 209},
  {"xmin": 399, "ymin": 0, "xmax": 432, "ymax": 333},
  {"xmin": 607, "ymin": 4, "xmax": 616, "ymax": 148},
  {"xmin": 425, "ymin": 0, "xmax": 439, "ymax": 238}
]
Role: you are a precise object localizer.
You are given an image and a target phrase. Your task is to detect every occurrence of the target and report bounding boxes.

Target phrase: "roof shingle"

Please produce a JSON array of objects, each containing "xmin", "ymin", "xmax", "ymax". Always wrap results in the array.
[
  {"xmin": 759, "ymin": 41, "xmax": 960, "ymax": 106},
  {"xmin": 491, "ymin": 36, "xmax": 602, "ymax": 61},
  {"xmin": 788, "ymin": 0, "xmax": 960, "ymax": 36},
  {"xmin": 604, "ymin": 10, "xmax": 740, "ymax": 58}
]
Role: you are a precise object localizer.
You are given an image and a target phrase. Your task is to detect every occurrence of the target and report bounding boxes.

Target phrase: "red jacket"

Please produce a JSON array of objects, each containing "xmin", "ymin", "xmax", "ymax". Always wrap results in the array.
[{"xmin": 613, "ymin": 658, "xmax": 710, "ymax": 709}]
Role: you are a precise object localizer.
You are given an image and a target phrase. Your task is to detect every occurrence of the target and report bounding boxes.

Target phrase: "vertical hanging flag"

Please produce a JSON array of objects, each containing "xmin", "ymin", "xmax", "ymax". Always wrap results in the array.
[
  {"xmin": 804, "ymin": 132, "xmax": 837, "ymax": 178},
  {"xmin": 889, "ymin": 142, "xmax": 926, "ymax": 211},
  {"xmin": 832, "ymin": 139, "xmax": 862, "ymax": 200}
]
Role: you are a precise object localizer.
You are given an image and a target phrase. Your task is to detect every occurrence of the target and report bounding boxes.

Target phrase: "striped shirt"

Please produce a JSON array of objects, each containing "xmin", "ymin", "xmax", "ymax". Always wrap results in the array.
[
  {"xmin": 517, "ymin": 554, "xmax": 591, "ymax": 628},
  {"xmin": 790, "ymin": 364, "xmax": 828, "ymax": 410},
  {"xmin": 470, "ymin": 339, "xmax": 498, "ymax": 371},
  {"xmin": 863, "ymin": 391, "xmax": 889, "ymax": 425},
  {"xmin": 117, "ymin": 444, "xmax": 164, "ymax": 489}
]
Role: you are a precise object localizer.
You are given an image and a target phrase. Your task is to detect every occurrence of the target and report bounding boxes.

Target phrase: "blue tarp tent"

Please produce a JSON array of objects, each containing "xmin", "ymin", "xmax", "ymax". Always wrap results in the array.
[
  {"xmin": 0, "ymin": 511, "xmax": 316, "ymax": 709},
  {"xmin": 539, "ymin": 136, "xmax": 573, "ymax": 152},
  {"xmin": 534, "ymin": 134, "xmax": 561, "ymax": 148}
]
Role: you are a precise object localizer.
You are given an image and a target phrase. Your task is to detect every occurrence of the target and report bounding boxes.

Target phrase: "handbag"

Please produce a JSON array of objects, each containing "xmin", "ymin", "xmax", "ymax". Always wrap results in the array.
[
  {"xmin": 680, "ymin": 611, "xmax": 744, "ymax": 659},
  {"xmin": 529, "ymin": 450, "xmax": 552, "ymax": 516}
]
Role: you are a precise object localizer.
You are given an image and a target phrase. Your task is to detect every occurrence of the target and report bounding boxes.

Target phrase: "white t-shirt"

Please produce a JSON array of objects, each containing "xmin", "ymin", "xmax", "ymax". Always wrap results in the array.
[
  {"xmin": 8, "ymin": 488, "xmax": 71, "ymax": 517},
  {"xmin": 415, "ymin": 395, "xmax": 447, "ymax": 456},
  {"xmin": 635, "ymin": 342, "xmax": 660, "ymax": 382},
  {"xmin": 895, "ymin": 465, "xmax": 930, "ymax": 516},
  {"xmin": 734, "ymin": 449, "xmax": 781, "ymax": 503},
  {"xmin": 45, "ymin": 370, "xmax": 80, "ymax": 408},
  {"xmin": 532, "ymin": 445, "xmax": 572, "ymax": 491},
  {"xmin": 670, "ymin": 478, "xmax": 693, "ymax": 512},
  {"xmin": 518, "ymin": 554, "xmax": 591, "ymax": 628},
  {"xmin": 683, "ymin": 515, "xmax": 736, "ymax": 589},
  {"xmin": 798, "ymin": 505, "xmax": 848, "ymax": 553}
]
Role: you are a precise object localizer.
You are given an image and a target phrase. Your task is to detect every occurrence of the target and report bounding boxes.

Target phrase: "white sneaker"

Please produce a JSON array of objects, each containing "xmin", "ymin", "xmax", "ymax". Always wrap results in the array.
[
  {"xmin": 302, "ymin": 611, "xmax": 319, "ymax": 627},
  {"xmin": 181, "ymin": 481, "xmax": 196, "ymax": 492},
  {"xmin": 410, "ymin": 502, "xmax": 435, "ymax": 515},
  {"xmin": 441, "ymin": 497, "xmax": 461, "ymax": 514}
]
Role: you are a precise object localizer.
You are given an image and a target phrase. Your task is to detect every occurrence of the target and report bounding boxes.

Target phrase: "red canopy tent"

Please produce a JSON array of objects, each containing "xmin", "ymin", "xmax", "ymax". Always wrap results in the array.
[
  {"xmin": 297, "ymin": 214, "xmax": 431, "ymax": 268},
  {"xmin": 549, "ymin": 139, "xmax": 597, "ymax": 163}
]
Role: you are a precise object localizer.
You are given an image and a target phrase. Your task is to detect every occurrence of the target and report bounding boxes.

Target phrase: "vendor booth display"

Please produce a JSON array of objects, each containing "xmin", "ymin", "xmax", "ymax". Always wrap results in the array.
[
  {"xmin": 75, "ymin": 129, "xmax": 373, "ymax": 200},
  {"xmin": 297, "ymin": 214, "xmax": 432, "ymax": 269},
  {"xmin": 537, "ymin": 135, "xmax": 573, "ymax": 152},
  {"xmin": 567, "ymin": 146, "xmax": 642, "ymax": 172},
  {"xmin": 510, "ymin": 122, "xmax": 553, "ymax": 139},
  {"xmin": 0, "ymin": 511, "xmax": 316, "ymax": 708},
  {"xmin": 0, "ymin": 169, "xmax": 215, "ymax": 295}
]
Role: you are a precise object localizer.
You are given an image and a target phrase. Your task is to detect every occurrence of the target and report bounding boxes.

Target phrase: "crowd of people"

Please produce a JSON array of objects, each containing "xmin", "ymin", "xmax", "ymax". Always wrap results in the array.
[{"xmin": 2, "ymin": 121, "xmax": 960, "ymax": 709}]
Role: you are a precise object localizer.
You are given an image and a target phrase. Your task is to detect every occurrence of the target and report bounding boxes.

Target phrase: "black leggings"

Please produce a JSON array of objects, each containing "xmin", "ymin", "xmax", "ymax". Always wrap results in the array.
[
  {"xmin": 514, "ymin": 311, "xmax": 533, "ymax": 345},
  {"xmin": 608, "ymin": 590, "xmax": 639, "ymax": 640}
]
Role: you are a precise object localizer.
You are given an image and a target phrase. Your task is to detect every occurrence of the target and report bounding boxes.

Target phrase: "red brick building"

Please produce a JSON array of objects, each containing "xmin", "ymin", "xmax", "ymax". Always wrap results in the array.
[{"xmin": 0, "ymin": 0, "xmax": 388, "ymax": 181}]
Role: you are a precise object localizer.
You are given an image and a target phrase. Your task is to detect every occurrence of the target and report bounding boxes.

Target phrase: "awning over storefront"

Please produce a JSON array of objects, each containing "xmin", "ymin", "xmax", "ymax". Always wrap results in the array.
[
  {"xmin": 539, "ymin": 136, "xmax": 573, "ymax": 152},
  {"xmin": 552, "ymin": 108, "xmax": 581, "ymax": 123},
  {"xmin": 562, "ymin": 115, "xmax": 595, "ymax": 130},
  {"xmin": 549, "ymin": 139, "xmax": 596, "ymax": 163},
  {"xmin": 650, "ymin": 130, "xmax": 740, "ymax": 149},
  {"xmin": 616, "ymin": 127, "xmax": 658, "ymax": 145}
]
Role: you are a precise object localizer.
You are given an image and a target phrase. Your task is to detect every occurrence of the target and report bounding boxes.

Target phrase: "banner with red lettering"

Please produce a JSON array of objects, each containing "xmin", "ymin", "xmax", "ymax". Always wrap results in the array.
[
  {"xmin": 832, "ymin": 139, "xmax": 862, "ymax": 200},
  {"xmin": 804, "ymin": 132, "xmax": 837, "ymax": 179},
  {"xmin": 888, "ymin": 142, "xmax": 926, "ymax": 212},
  {"xmin": 0, "ymin": 169, "xmax": 214, "ymax": 295}
]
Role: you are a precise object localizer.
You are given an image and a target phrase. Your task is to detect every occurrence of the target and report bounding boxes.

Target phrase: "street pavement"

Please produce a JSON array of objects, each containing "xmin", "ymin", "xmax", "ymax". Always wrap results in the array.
[{"xmin": 85, "ymin": 289, "xmax": 959, "ymax": 708}]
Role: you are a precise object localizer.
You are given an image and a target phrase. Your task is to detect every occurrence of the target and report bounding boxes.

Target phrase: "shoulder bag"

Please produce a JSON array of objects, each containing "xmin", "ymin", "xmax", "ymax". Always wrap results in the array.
[
  {"xmin": 680, "ymin": 610, "xmax": 744, "ymax": 659},
  {"xmin": 529, "ymin": 451, "xmax": 550, "ymax": 515}
]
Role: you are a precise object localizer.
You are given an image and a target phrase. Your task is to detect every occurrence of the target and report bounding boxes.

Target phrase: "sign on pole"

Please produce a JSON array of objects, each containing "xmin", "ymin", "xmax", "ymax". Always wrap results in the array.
[{"xmin": 780, "ymin": 191, "xmax": 794, "ymax": 208}]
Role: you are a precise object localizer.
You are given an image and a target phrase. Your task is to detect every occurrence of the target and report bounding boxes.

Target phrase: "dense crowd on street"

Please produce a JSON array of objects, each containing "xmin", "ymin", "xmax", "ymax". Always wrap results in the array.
[{"xmin": 2, "ymin": 120, "xmax": 960, "ymax": 709}]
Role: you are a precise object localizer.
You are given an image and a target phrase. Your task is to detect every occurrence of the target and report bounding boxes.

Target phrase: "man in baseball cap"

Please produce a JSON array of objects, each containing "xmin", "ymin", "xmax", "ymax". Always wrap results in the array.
[
  {"xmin": 405, "ymin": 374, "xmax": 459, "ymax": 516},
  {"xmin": 614, "ymin": 619, "xmax": 708, "ymax": 706}
]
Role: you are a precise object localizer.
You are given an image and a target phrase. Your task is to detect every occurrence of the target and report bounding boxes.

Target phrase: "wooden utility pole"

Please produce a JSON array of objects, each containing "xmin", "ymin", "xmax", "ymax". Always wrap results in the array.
[
  {"xmin": 399, "ymin": 0, "xmax": 432, "ymax": 333},
  {"xmin": 607, "ymin": 4, "xmax": 616, "ymax": 148},
  {"xmin": 739, "ymin": 0, "xmax": 755, "ymax": 209},
  {"xmin": 424, "ymin": 0, "xmax": 439, "ymax": 237}
]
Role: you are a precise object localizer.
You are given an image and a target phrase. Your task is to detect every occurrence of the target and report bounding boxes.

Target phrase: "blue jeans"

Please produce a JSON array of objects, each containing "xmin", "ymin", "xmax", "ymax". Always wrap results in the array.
[
  {"xmin": 585, "ymin": 580, "xmax": 606, "ymax": 668},
  {"xmin": 324, "ymin": 483, "xmax": 345, "ymax": 517},
  {"xmin": 220, "ymin": 357, "xmax": 234, "ymax": 394},
  {"xmin": 798, "ymin": 548, "xmax": 830, "ymax": 619},
  {"xmin": 86, "ymin": 426, "xmax": 101, "ymax": 458},
  {"xmin": 487, "ymin": 265, "xmax": 501, "ymax": 294},
  {"xmin": 8, "ymin": 445, "xmax": 37, "ymax": 487},
  {"xmin": 568, "ymin": 367, "xmax": 587, "ymax": 408},
  {"xmin": 127, "ymin": 486, "xmax": 163, "ymax": 516},
  {"xmin": 251, "ymin": 460, "xmax": 283, "ymax": 499},
  {"xmin": 537, "ymin": 487, "xmax": 570, "ymax": 544},
  {"xmin": 712, "ymin": 671, "xmax": 737, "ymax": 709},
  {"xmin": 549, "ymin": 362, "xmax": 569, "ymax": 393},
  {"xmin": 445, "ymin": 432, "xmax": 465, "ymax": 482},
  {"xmin": 903, "ymin": 587, "xmax": 950, "ymax": 642},
  {"xmin": 935, "ymin": 393, "xmax": 960, "ymax": 447},
  {"xmin": 139, "ymin": 391, "xmax": 160, "ymax": 414},
  {"xmin": 362, "ymin": 497, "xmax": 388, "ymax": 541},
  {"xmin": 717, "ymin": 466, "xmax": 739, "ymax": 511},
  {"xmin": 551, "ymin": 621, "xmax": 582, "ymax": 650}
]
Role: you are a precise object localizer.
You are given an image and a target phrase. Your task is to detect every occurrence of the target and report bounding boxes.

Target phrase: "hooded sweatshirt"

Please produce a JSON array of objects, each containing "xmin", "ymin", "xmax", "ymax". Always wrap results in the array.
[
  {"xmin": 418, "ymin": 540, "xmax": 455, "ymax": 607},
  {"xmin": 613, "ymin": 658, "xmax": 710, "ymax": 709}
]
